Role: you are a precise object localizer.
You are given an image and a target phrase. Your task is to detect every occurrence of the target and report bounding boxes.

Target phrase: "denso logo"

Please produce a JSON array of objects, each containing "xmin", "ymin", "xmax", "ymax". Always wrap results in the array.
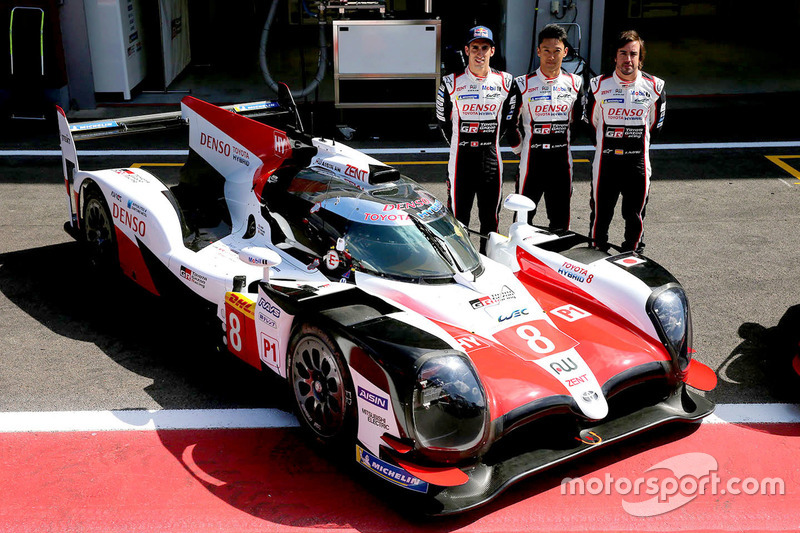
[
  {"xmin": 257, "ymin": 297, "xmax": 281, "ymax": 318},
  {"xmin": 499, "ymin": 308, "xmax": 529, "ymax": 322},
  {"xmin": 609, "ymin": 108, "xmax": 644, "ymax": 117},
  {"xmin": 534, "ymin": 104, "xmax": 569, "ymax": 113},
  {"xmin": 382, "ymin": 198, "xmax": 432, "ymax": 211},
  {"xmin": 200, "ymin": 132, "xmax": 231, "ymax": 156},
  {"xmin": 462, "ymin": 103, "xmax": 497, "ymax": 112},
  {"xmin": 357, "ymin": 386, "xmax": 388, "ymax": 410},
  {"xmin": 111, "ymin": 203, "xmax": 146, "ymax": 237}
]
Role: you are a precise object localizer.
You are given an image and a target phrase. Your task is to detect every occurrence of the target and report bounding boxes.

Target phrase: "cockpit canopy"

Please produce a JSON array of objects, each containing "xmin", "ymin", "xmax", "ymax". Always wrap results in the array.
[{"xmin": 262, "ymin": 168, "xmax": 482, "ymax": 282}]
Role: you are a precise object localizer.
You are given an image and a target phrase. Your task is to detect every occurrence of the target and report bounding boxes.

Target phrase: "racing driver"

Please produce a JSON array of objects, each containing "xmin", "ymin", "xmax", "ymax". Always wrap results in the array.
[
  {"xmin": 509, "ymin": 23, "xmax": 583, "ymax": 230},
  {"xmin": 585, "ymin": 30, "xmax": 666, "ymax": 253},
  {"xmin": 436, "ymin": 25, "xmax": 516, "ymax": 253}
]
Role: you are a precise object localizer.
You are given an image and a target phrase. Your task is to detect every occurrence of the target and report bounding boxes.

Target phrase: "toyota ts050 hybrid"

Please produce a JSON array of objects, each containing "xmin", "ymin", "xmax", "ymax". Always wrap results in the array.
[{"xmin": 56, "ymin": 86, "xmax": 717, "ymax": 515}]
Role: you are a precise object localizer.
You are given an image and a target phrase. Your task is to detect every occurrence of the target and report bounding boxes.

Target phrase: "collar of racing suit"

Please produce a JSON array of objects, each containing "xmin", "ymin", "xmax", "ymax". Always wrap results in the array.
[
  {"xmin": 613, "ymin": 69, "xmax": 641, "ymax": 86},
  {"xmin": 535, "ymin": 67, "xmax": 561, "ymax": 84},
  {"xmin": 466, "ymin": 67, "xmax": 489, "ymax": 83}
]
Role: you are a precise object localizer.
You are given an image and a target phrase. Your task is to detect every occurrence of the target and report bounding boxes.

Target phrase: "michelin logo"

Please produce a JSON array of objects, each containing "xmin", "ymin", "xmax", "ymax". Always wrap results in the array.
[{"xmin": 356, "ymin": 445, "xmax": 428, "ymax": 493}]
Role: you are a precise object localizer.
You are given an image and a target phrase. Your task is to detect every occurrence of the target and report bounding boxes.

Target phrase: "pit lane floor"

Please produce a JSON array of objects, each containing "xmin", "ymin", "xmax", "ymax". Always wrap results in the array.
[{"xmin": 1, "ymin": 139, "xmax": 799, "ymax": 531}]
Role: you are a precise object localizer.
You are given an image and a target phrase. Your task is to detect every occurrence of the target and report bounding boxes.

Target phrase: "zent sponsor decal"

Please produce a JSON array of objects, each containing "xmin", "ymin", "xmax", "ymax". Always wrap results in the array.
[{"xmin": 356, "ymin": 445, "xmax": 429, "ymax": 493}]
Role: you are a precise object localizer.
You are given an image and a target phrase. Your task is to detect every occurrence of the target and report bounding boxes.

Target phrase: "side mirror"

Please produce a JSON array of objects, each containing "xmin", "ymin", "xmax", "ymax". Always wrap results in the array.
[
  {"xmin": 239, "ymin": 246, "xmax": 282, "ymax": 282},
  {"xmin": 504, "ymin": 193, "xmax": 536, "ymax": 219},
  {"xmin": 503, "ymin": 194, "xmax": 537, "ymax": 242}
]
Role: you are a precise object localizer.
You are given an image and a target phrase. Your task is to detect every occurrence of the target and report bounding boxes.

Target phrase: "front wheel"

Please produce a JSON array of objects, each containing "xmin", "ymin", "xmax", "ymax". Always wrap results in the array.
[{"xmin": 288, "ymin": 324, "xmax": 355, "ymax": 445}]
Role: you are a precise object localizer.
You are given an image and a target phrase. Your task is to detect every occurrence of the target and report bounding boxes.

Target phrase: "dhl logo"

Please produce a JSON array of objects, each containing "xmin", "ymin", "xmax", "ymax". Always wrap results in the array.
[{"xmin": 226, "ymin": 292, "xmax": 255, "ymax": 319}]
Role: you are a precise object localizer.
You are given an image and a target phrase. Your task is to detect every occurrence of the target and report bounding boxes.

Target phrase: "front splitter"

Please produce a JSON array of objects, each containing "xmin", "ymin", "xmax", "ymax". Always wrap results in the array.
[{"xmin": 421, "ymin": 384, "xmax": 714, "ymax": 515}]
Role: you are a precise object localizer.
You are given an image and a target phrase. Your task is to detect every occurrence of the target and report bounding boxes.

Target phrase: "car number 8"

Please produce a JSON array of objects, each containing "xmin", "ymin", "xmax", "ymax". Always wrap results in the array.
[
  {"xmin": 228, "ymin": 312, "xmax": 242, "ymax": 352},
  {"xmin": 516, "ymin": 324, "xmax": 556, "ymax": 354}
]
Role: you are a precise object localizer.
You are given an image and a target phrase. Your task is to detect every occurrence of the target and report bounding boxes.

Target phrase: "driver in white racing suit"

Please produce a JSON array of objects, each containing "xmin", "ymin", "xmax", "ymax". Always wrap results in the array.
[
  {"xmin": 585, "ymin": 30, "xmax": 666, "ymax": 253},
  {"xmin": 436, "ymin": 25, "xmax": 516, "ymax": 253}
]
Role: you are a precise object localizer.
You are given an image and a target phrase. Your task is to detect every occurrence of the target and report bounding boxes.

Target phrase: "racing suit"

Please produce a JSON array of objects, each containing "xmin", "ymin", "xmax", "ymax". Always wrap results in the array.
[
  {"xmin": 437, "ymin": 68, "xmax": 516, "ymax": 250},
  {"xmin": 586, "ymin": 70, "xmax": 665, "ymax": 252},
  {"xmin": 509, "ymin": 68, "xmax": 583, "ymax": 230}
]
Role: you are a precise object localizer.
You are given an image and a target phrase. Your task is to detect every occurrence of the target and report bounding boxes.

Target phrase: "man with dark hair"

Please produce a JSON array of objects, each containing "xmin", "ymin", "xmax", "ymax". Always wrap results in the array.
[
  {"xmin": 508, "ymin": 23, "xmax": 583, "ymax": 230},
  {"xmin": 585, "ymin": 30, "xmax": 666, "ymax": 253},
  {"xmin": 436, "ymin": 25, "xmax": 517, "ymax": 253}
]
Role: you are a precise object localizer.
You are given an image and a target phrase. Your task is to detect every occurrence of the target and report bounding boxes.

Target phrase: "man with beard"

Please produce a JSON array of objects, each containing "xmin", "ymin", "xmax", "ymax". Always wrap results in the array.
[{"xmin": 585, "ymin": 30, "xmax": 666, "ymax": 253}]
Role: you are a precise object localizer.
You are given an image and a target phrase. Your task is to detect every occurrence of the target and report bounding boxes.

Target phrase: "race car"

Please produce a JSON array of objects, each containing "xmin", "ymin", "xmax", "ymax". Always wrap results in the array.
[{"xmin": 56, "ymin": 85, "xmax": 717, "ymax": 515}]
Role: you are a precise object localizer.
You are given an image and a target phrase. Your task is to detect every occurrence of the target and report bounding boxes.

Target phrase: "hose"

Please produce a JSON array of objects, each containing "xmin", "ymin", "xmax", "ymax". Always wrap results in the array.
[{"xmin": 259, "ymin": 0, "xmax": 327, "ymax": 99}]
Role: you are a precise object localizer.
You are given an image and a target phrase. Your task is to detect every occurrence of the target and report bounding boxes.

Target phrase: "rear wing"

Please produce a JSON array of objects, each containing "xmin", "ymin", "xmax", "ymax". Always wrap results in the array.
[
  {"xmin": 64, "ymin": 100, "xmax": 289, "ymax": 142},
  {"xmin": 57, "ymin": 93, "xmax": 295, "ymax": 235}
]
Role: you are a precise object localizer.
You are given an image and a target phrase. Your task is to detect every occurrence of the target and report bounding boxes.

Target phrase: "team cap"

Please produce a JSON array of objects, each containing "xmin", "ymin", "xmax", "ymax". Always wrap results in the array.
[{"xmin": 466, "ymin": 25, "xmax": 494, "ymax": 46}]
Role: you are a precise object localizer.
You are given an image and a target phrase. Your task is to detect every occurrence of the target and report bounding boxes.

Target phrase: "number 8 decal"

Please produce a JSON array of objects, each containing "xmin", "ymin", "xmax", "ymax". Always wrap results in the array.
[
  {"xmin": 516, "ymin": 324, "xmax": 556, "ymax": 354},
  {"xmin": 494, "ymin": 319, "xmax": 579, "ymax": 362},
  {"xmin": 224, "ymin": 292, "xmax": 260, "ymax": 369},
  {"xmin": 228, "ymin": 312, "xmax": 242, "ymax": 353}
]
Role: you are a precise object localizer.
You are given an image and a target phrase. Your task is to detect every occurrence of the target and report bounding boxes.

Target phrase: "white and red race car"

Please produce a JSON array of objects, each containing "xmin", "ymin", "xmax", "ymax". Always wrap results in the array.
[{"xmin": 57, "ymin": 85, "xmax": 717, "ymax": 514}]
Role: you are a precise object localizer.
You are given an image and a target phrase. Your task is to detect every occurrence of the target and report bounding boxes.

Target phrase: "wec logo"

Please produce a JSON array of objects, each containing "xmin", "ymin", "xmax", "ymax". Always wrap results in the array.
[{"xmin": 499, "ymin": 308, "xmax": 529, "ymax": 322}]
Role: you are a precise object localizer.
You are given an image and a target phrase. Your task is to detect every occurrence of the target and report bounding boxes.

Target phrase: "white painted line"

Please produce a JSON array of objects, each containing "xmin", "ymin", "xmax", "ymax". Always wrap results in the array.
[
  {"xmin": 0, "ymin": 408, "xmax": 299, "ymax": 433},
  {"xmin": 0, "ymin": 404, "xmax": 796, "ymax": 433},
  {"xmin": 0, "ymin": 150, "xmax": 189, "ymax": 157},
  {"xmin": 4, "ymin": 141, "xmax": 800, "ymax": 158},
  {"xmin": 359, "ymin": 142, "xmax": 800, "ymax": 154},
  {"xmin": 703, "ymin": 403, "xmax": 800, "ymax": 424}
]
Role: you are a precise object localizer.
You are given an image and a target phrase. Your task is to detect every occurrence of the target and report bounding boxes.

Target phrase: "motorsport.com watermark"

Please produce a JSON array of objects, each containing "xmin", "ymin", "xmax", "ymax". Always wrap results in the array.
[{"xmin": 560, "ymin": 452, "xmax": 785, "ymax": 517}]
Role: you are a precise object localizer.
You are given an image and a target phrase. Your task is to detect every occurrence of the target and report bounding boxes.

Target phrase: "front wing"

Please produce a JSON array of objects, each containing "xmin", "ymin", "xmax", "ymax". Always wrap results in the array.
[{"xmin": 413, "ymin": 384, "xmax": 713, "ymax": 515}]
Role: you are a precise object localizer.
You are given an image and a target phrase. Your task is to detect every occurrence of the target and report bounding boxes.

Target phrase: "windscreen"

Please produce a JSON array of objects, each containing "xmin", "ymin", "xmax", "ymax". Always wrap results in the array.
[{"xmin": 344, "ymin": 182, "xmax": 481, "ymax": 280}]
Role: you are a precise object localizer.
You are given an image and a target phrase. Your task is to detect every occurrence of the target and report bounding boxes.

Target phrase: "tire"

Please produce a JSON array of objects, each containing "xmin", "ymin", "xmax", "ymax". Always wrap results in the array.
[
  {"xmin": 82, "ymin": 185, "xmax": 119, "ymax": 272},
  {"xmin": 288, "ymin": 323, "xmax": 355, "ymax": 445}
]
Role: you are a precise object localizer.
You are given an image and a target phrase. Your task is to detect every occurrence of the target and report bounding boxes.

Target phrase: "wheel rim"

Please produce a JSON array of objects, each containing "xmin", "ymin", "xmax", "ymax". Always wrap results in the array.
[
  {"xmin": 291, "ymin": 336, "xmax": 346, "ymax": 438},
  {"xmin": 84, "ymin": 197, "xmax": 114, "ymax": 260}
]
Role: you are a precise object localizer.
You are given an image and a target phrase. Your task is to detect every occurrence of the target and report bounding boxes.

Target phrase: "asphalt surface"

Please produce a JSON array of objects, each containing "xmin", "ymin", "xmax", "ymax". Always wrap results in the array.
[{"xmin": 1, "ymin": 102, "xmax": 800, "ymax": 415}]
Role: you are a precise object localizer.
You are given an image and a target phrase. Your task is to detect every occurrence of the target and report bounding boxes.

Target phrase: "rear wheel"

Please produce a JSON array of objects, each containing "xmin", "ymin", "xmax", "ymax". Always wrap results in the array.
[
  {"xmin": 288, "ymin": 324, "xmax": 355, "ymax": 445},
  {"xmin": 82, "ymin": 186, "xmax": 118, "ymax": 272}
]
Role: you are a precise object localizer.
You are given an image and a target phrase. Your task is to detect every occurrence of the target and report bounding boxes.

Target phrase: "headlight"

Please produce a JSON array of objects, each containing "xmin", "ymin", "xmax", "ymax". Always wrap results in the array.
[
  {"xmin": 648, "ymin": 286, "xmax": 692, "ymax": 371},
  {"xmin": 412, "ymin": 354, "xmax": 487, "ymax": 454}
]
